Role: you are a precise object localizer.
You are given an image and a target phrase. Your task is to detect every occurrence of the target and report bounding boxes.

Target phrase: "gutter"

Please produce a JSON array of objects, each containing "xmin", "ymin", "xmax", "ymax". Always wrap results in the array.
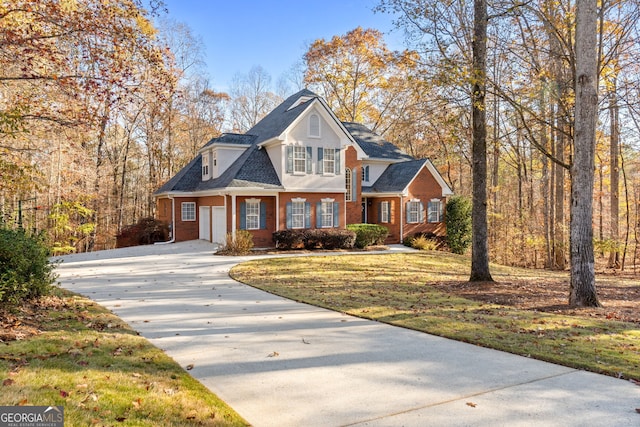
[{"xmin": 155, "ymin": 195, "xmax": 176, "ymax": 245}]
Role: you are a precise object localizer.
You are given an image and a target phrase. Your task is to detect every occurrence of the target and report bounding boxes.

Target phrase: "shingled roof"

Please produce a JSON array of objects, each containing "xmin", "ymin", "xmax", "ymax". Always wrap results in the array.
[
  {"xmin": 247, "ymin": 88, "xmax": 320, "ymax": 145},
  {"xmin": 155, "ymin": 89, "xmax": 443, "ymax": 196},
  {"xmin": 342, "ymin": 122, "xmax": 414, "ymax": 161},
  {"xmin": 363, "ymin": 159, "xmax": 428, "ymax": 194}
]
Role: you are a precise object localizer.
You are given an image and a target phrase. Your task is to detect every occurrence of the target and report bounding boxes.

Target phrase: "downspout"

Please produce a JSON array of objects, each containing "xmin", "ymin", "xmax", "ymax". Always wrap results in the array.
[
  {"xmin": 399, "ymin": 194, "xmax": 404, "ymax": 243},
  {"xmin": 155, "ymin": 195, "xmax": 176, "ymax": 245},
  {"xmin": 276, "ymin": 192, "xmax": 280, "ymax": 231},
  {"xmin": 231, "ymin": 194, "xmax": 237, "ymax": 240}
]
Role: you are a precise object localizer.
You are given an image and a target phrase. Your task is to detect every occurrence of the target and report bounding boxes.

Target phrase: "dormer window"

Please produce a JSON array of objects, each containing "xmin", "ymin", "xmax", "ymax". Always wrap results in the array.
[
  {"xmin": 309, "ymin": 114, "xmax": 320, "ymax": 138},
  {"xmin": 202, "ymin": 151, "xmax": 210, "ymax": 180}
]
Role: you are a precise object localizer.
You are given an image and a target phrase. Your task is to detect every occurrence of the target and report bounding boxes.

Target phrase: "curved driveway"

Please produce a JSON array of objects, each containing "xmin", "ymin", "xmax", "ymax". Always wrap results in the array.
[{"xmin": 55, "ymin": 240, "xmax": 640, "ymax": 426}]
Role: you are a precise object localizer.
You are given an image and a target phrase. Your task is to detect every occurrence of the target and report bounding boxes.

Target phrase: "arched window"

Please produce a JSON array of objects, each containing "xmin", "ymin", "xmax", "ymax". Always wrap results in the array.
[
  {"xmin": 309, "ymin": 114, "xmax": 320, "ymax": 137},
  {"xmin": 345, "ymin": 168, "xmax": 352, "ymax": 201}
]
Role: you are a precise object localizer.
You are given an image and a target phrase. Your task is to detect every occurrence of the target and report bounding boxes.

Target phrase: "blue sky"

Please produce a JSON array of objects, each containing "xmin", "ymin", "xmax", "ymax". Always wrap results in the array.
[{"xmin": 161, "ymin": 0, "xmax": 404, "ymax": 93}]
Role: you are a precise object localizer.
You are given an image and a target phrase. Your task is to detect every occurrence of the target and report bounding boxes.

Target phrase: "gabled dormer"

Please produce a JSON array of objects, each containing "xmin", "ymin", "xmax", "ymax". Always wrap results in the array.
[{"xmin": 199, "ymin": 133, "xmax": 256, "ymax": 181}]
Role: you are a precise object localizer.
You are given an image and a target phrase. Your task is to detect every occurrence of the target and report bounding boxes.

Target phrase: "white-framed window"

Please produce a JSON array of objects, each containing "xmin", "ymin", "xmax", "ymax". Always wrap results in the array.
[
  {"xmin": 309, "ymin": 113, "xmax": 320, "ymax": 137},
  {"xmin": 362, "ymin": 165, "xmax": 370, "ymax": 182},
  {"xmin": 320, "ymin": 200, "xmax": 334, "ymax": 228},
  {"xmin": 428, "ymin": 199, "xmax": 443, "ymax": 223},
  {"xmin": 202, "ymin": 152, "xmax": 210, "ymax": 179},
  {"xmin": 323, "ymin": 148, "xmax": 335, "ymax": 174},
  {"xmin": 291, "ymin": 200, "xmax": 305, "ymax": 229},
  {"xmin": 407, "ymin": 200, "xmax": 421, "ymax": 224},
  {"xmin": 181, "ymin": 202, "xmax": 196, "ymax": 221},
  {"xmin": 381, "ymin": 201, "xmax": 389, "ymax": 223},
  {"xmin": 213, "ymin": 151, "xmax": 217, "ymax": 166},
  {"xmin": 345, "ymin": 168, "xmax": 352, "ymax": 201},
  {"xmin": 294, "ymin": 146, "xmax": 306, "ymax": 173},
  {"xmin": 246, "ymin": 199, "xmax": 260, "ymax": 230}
]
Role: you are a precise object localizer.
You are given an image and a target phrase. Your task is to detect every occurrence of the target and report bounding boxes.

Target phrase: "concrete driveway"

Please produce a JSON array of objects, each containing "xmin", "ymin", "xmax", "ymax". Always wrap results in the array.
[{"xmin": 55, "ymin": 240, "xmax": 640, "ymax": 426}]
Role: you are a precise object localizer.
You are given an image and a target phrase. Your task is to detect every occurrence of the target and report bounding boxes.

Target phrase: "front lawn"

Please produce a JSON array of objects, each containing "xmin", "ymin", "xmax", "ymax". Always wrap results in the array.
[
  {"xmin": 230, "ymin": 251, "xmax": 640, "ymax": 381},
  {"xmin": 0, "ymin": 289, "xmax": 249, "ymax": 427}
]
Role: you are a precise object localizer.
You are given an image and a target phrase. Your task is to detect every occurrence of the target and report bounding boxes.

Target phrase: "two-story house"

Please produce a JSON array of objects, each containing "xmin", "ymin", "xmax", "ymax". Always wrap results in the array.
[{"xmin": 154, "ymin": 89, "xmax": 453, "ymax": 247}]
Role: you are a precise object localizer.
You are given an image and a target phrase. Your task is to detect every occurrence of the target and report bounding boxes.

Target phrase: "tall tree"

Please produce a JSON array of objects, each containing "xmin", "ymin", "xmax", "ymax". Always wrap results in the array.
[
  {"xmin": 229, "ymin": 66, "xmax": 280, "ymax": 132},
  {"xmin": 304, "ymin": 27, "xmax": 422, "ymax": 135},
  {"xmin": 469, "ymin": 0, "xmax": 493, "ymax": 281},
  {"xmin": 570, "ymin": 0, "xmax": 600, "ymax": 307}
]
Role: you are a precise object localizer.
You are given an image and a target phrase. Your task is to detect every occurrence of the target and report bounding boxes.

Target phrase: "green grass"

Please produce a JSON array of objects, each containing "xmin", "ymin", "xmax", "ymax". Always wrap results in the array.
[
  {"xmin": 0, "ymin": 289, "xmax": 248, "ymax": 427},
  {"xmin": 230, "ymin": 251, "xmax": 640, "ymax": 381}
]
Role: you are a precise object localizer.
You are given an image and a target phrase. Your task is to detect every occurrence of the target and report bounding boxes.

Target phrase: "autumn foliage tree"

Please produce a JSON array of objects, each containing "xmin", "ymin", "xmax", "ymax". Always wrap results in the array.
[
  {"xmin": 0, "ymin": 0, "xmax": 183, "ymax": 250},
  {"xmin": 304, "ymin": 27, "xmax": 423, "ymax": 136}
]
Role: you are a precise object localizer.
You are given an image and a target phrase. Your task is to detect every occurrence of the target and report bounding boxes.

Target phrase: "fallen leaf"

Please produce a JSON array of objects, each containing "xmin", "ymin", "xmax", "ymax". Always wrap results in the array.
[
  {"xmin": 186, "ymin": 364, "xmax": 194, "ymax": 370},
  {"xmin": 60, "ymin": 390, "xmax": 69, "ymax": 398},
  {"xmin": 267, "ymin": 351, "xmax": 279, "ymax": 358},
  {"xmin": 466, "ymin": 402, "xmax": 477, "ymax": 408},
  {"xmin": 2, "ymin": 378, "xmax": 14, "ymax": 386},
  {"xmin": 302, "ymin": 338, "xmax": 310, "ymax": 344}
]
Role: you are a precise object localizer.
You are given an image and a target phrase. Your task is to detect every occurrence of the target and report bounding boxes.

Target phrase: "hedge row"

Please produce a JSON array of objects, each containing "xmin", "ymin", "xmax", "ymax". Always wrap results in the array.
[{"xmin": 273, "ymin": 229, "xmax": 356, "ymax": 250}]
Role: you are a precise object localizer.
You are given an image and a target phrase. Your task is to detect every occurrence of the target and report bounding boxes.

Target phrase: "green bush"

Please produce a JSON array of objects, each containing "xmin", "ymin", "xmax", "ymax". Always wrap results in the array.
[
  {"xmin": 218, "ymin": 230, "xmax": 254, "ymax": 255},
  {"xmin": 273, "ymin": 229, "xmax": 356, "ymax": 250},
  {"xmin": 346, "ymin": 224, "xmax": 389, "ymax": 248},
  {"xmin": 0, "ymin": 228, "xmax": 57, "ymax": 305},
  {"xmin": 302, "ymin": 229, "xmax": 356, "ymax": 250},
  {"xmin": 273, "ymin": 230, "xmax": 306, "ymax": 249},
  {"xmin": 445, "ymin": 196, "xmax": 472, "ymax": 255}
]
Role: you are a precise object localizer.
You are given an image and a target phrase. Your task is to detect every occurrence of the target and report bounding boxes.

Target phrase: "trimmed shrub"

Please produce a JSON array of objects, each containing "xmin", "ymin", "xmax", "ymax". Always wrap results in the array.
[
  {"xmin": 346, "ymin": 224, "xmax": 389, "ymax": 248},
  {"xmin": 116, "ymin": 217, "xmax": 169, "ymax": 248},
  {"xmin": 273, "ymin": 229, "xmax": 356, "ymax": 250},
  {"xmin": 273, "ymin": 230, "xmax": 306, "ymax": 249},
  {"xmin": 0, "ymin": 228, "xmax": 57, "ymax": 305},
  {"xmin": 218, "ymin": 230, "xmax": 254, "ymax": 255},
  {"xmin": 445, "ymin": 196, "xmax": 472, "ymax": 255},
  {"xmin": 303, "ymin": 229, "xmax": 356, "ymax": 250}
]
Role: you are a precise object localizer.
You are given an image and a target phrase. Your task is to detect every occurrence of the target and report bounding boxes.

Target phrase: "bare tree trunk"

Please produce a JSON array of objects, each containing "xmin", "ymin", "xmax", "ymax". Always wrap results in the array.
[
  {"xmin": 470, "ymin": 0, "xmax": 493, "ymax": 282},
  {"xmin": 554, "ymin": 116, "xmax": 567, "ymax": 269},
  {"xmin": 570, "ymin": 0, "xmax": 600, "ymax": 307},
  {"xmin": 608, "ymin": 82, "xmax": 620, "ymax": 268}
]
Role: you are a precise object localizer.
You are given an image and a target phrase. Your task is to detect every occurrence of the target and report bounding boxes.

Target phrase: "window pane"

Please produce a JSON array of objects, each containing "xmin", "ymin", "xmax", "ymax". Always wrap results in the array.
[
  {"xmin": 323, "ymin": 149, "xmax": 334, "ymax": 174},
  {"xmin": 321, "ymin": 202, "xmax": 333, "ymax": 227},
  {"xmin": 428, "ymin": 201, "xmax": 441, "ymax": 223},
  {"xmin": 381, "ymin": 201, "xmax": 389, "ymax": 223},
  {"xmin": 408, "ymin": 201, "xmax": 419, "ymax": 223},
  {"xmin": 345, "ymin": 169, "xmax": 352, "ymax": 201},
  {"xmin": 292, "ymin": 202, "xmax": 305, "ymax": 228},
  {"xmin": 182, "ymin": 202, "xmax": 196, "ymax": 221},
  {"xmin": 294, "ymin": 146, "xmax": 306, "ymax": 173},
  {"xmin": 246, "ymin": 201, "xmax": 259, "ymax": 230}
]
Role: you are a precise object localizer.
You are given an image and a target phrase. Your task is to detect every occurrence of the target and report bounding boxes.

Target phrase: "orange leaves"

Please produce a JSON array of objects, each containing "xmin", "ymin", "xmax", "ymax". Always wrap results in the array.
[{"xmin": 304, "ymin": 26, "xmax": 422, "ymax": 131}]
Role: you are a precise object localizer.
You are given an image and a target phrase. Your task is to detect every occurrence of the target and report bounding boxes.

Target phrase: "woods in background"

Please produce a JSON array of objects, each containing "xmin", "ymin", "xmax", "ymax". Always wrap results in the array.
[{"xmin": 1, "ymin": 0, "xmax": 639, "ymax": 275}]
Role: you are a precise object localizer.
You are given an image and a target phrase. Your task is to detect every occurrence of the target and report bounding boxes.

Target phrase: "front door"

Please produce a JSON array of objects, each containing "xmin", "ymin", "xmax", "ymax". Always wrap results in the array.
[{"xmin": 199, "ymin": 206, "xmax": 211, "ymax": 240}]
